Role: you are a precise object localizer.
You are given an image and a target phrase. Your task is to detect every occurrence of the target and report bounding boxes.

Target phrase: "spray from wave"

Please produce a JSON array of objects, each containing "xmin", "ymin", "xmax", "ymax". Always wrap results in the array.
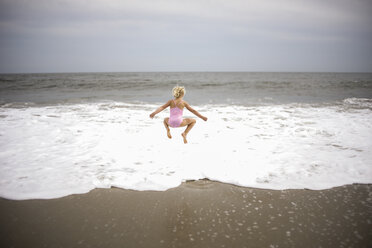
[{"xmin": 0, "ymin": 98, "xmax": 371, "ymax": 200}]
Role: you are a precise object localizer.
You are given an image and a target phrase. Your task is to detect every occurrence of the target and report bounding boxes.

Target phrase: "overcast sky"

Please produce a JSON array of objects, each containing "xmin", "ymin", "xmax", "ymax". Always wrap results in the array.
[{"xmin": 0, "ymin": 0, "xmax": 371, "ymax": 73}]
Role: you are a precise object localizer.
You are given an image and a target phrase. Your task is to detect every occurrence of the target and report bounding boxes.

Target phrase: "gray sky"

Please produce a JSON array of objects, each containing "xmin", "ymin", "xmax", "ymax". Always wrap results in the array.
[{"xmin": 0, "ymin": 0, "xmax": 371, "ymax": 73}]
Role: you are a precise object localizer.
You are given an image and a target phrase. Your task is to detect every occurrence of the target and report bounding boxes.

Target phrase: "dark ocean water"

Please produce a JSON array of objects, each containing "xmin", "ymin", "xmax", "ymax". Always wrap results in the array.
[{"xmin": 1, "ymin": 72, "xmax": 371, "ymax": 106}]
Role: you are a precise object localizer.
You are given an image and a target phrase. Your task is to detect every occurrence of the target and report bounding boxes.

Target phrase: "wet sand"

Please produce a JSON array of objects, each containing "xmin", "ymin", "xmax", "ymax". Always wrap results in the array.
[{"xmin": 0, "ymin": 180, "xmax": 371, "ymax": 248}]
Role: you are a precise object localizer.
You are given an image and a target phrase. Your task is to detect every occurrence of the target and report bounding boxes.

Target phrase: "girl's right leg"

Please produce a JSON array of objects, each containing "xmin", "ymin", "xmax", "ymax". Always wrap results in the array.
[
  {"xmin": 180, "ymin": 118, "xmax": 196, "ymax": 144},
  {"xmin": 163, "ymin": 117, "xmax": 172, "ymax": 139}
]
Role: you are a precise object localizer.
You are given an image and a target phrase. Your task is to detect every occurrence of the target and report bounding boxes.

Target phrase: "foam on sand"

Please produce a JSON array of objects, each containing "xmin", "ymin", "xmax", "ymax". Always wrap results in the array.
[{"xmin": 0, "ymin": 99, "xmax": 371, "ymax": 200}]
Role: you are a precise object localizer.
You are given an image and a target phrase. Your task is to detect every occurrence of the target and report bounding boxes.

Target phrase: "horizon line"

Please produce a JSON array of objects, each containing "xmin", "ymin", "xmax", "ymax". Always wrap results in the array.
[{"xmin": 1, "ymin": 70, "xmax": 372, "ymax": 75}]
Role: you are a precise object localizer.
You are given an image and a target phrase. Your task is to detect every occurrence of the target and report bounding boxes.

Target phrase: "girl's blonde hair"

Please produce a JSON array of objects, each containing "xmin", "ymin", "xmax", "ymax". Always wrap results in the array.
[{"xmin": 172, "ymin": 86, "xmax": 186, "ymax": 98}]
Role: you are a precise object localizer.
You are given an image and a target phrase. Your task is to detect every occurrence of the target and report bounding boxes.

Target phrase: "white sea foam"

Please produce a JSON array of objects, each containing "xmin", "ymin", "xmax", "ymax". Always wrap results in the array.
[{"xmin": 0, "ymin": 99, "xmax": 371, "ymax": 200}]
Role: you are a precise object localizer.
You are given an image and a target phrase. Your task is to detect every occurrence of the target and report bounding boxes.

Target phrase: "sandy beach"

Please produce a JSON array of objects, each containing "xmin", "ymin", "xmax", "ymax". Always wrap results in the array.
[{"xmin": 0, "ymin": 180, "xmax": 371, "ymax": 248}]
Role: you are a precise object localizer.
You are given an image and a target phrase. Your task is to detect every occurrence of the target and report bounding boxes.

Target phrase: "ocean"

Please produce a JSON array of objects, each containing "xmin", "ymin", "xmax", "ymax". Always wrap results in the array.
[{"xmin": 0, "ymin": 72, "xmax": 371, "ymax": 200}]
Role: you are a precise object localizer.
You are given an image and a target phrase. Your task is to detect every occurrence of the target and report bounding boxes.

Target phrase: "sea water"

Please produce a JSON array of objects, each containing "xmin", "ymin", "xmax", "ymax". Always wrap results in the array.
[{"xmin": 0, "ymin": 72, "xmax": 371, "ymax": 200}]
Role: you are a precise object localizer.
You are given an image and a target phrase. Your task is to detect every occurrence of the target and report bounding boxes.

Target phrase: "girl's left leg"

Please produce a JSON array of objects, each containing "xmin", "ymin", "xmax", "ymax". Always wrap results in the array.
[
  {"xmin": 179, "ymin": 118, "xmax": 196, "ymax": 144},
  {"xmin": 163, "ymin": 117, "xmax": 172, "ymax": 139}
]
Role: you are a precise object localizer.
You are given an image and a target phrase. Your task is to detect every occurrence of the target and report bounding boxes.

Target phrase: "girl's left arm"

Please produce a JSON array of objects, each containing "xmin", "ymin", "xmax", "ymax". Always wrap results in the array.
[
  {"xmin": 149, "ymin": 100, "xmax": 171, "ymax": 118},
  {"xmin": 184, "ymin": 102, "xmax": 208, "ymax": 121}
]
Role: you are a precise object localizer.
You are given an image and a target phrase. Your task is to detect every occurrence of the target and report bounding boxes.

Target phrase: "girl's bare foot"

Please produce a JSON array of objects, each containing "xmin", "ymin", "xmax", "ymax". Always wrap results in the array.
[
  {"xmin": 181, "ymin": 132, "xmax": 187, "ymax": 144},
  {"xmin": 167, "ymin": 130, "xmax": 172, "ymax": 139}
]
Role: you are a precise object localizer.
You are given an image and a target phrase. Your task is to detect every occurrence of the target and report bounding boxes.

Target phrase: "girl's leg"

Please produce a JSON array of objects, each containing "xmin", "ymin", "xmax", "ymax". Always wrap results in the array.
[
  {"xmin": 163, "ymin": 117, "xmax": 172, "ymax": 139},
  {"xmin": 180, "ymin": 118, "xmax": 196, "ymax": 144}
]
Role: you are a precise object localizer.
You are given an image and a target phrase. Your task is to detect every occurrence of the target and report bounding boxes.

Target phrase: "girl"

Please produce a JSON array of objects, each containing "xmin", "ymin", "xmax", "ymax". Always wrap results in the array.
[{"xmin": 149, "ymin": 86, "xmax": 208, "ymax": 144}]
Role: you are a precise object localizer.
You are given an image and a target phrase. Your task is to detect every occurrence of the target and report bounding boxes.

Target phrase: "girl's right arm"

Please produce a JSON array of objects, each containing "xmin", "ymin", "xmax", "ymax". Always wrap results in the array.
[
  {"xmin": 184, "ymin": 102, "xmax": 208, "ymax": 121},
  {"xmin": 149, "ymin": 100, "xmax": 171, "ymax": 118}
]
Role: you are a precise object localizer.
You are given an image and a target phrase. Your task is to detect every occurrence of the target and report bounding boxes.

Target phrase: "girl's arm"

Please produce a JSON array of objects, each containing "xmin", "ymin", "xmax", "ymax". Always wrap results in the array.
[
  {"xmin": 149, "ymin": 100, "xmax": 171, "ymax": 118},
  {"xmin": 184, "ymin": 101, "xmax": 208, "ymax": 121}
]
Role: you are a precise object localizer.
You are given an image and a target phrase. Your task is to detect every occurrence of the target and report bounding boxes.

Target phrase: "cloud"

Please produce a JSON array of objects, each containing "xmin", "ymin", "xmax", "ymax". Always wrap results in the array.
[
  {"xmin": 0, "ymin": 0, "xmax": 371, "ymax": 72},
  {"xmin": 1, "ymin": 0, "xmax": 370, "ymax": 38}
]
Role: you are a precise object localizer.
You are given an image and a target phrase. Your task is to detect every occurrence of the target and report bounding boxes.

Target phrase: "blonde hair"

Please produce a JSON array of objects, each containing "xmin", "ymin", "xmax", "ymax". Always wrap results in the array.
[{"xmin": 172, "ymin": 86, "xmax": 186, "ymax": 98}]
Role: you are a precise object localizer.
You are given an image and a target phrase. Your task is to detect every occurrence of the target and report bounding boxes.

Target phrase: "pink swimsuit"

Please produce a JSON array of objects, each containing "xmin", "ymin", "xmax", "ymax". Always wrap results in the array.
[{"xmin": 169, "ymin": 100, "xmax": 183, "ymax": 128}]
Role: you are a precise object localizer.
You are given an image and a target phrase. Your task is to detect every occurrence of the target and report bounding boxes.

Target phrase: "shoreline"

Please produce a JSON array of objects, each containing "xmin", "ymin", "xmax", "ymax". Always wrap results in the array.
[{"xmin": 1, "ymin": 180, "xmax": 371, "ymax": 247}]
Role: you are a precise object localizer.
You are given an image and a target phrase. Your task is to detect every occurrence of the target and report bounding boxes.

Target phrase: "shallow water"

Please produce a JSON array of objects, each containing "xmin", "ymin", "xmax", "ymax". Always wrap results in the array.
[
  {"xmin": 0, "ymin": 72, "xmax": 371, "ymax": 199},
  {"xmin": 0, "ymin": 99, "xmax": 371, "ymax": 200}
]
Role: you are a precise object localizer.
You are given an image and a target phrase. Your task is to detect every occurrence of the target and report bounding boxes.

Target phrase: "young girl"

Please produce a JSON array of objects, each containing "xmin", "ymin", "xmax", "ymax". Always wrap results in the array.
[{"xmin": 149, "ymin": 86, "xmax": 208, "ymax": 144}]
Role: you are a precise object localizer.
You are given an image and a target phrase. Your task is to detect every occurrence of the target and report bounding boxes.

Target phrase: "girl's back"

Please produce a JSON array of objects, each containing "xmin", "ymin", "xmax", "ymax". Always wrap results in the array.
[{"xmin": 170, "ymin": 99, "xmax": 184, "ymax": 109}]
